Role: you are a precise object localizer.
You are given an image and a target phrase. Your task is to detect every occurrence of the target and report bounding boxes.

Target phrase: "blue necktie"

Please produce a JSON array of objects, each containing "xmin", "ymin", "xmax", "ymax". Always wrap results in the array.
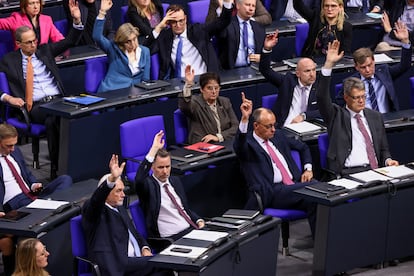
[
  {"xmin": 242, "ymin": 21, "xmax": 249, "ymax": 64},
  {"xmin": 114, "ymin": 207, "xmax": 141, "ymax": 257},
  {"xmin": 362, "ymin": 0, "xmax": 369, "ymax": 13},
  {"xmin": 175, "ymin": 35, "xmax": 183, "ymax": 78},
  {"xmin": 366, "ymin": 78, "xmax": 378, "ymax": 111}
]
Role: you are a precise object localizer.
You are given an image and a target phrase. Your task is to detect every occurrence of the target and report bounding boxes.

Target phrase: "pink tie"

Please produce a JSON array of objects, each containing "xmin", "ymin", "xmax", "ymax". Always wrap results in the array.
[
  {"xmin": 354, "ymin": 114, "xmax": 378, "ymax": 169},
  {"xmin": 264, "ymin": 141, "xmax": 294, "ymax": 185},
  {"xmin": 163, "ymin": 184, "xmax": 198, "ymax": 229}
]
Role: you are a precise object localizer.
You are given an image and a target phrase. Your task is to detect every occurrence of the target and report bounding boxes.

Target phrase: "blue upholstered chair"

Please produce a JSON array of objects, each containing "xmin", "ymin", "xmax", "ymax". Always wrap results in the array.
[
  {"xmin": 295, "ymin": 23, "xmax": 309, "ymax": 57},
  {"xmin": 150, "ymin": 53, "xmax": 160, "ymax": 80},
  {"xmin": 121, "ymin": 5, "xmax": 128, "ymax": 24},
  {"xmin": 255, "ymin": 150, "xmax": 308, "ymax": 256},
  {"xmin": 162, "ymin": 3, "xmax": 169, "ymax": 15},
  {"xmin": 0, "ymin": 72, "xmax": 46, "ymax": 169},
  {"xmin": 0, "ymin": 30, "xmax": 14, "ymax": 60},
  {"xmin": 173, "ymin": 109, "xmax": 188, "ymax": 145},
  {"xmin": 54, "ymin": 18, "xmax": 68, "ymax": 36},
  {"xmin": 262, "ymin": 94, "xmax": 278, "ymax": 109},
  {"xmin": 119, "ymin": 115, "xmax": 166, "ymax": 183},
  {"xmin": 70, "ymin": 215, "xmax": 101, "ymax": 276},
  {"xmin": 335, "ymin": 83, "xmax": 343, "ymax": 97},
  {"xmin": 84, "ymin": 56, "xmax": 108, "ymax": 94},
  {"xmin": 187, "ymin": 0, "xmax": 209, "ymax": 24},
  {"xmin": 318, "ymin": 132, "xmax": 329, "ymax": 170},
  {"xmin": 410, "ymin": 77, "xmax": 414, "ymax": 108}
]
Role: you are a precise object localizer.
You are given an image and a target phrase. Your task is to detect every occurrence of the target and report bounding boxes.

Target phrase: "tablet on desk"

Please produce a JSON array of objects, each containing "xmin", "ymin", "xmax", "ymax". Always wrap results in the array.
[
  {"xmin": 134, "ymin": 80, "xmax": 170, "ymax": 90},
  {"xmin": 0, "ymin": 210, "xmax": 30, "ymax": 222},
  {"xmin": 63, "ymin": 94, "xmax": 105, "ymax": 106}
]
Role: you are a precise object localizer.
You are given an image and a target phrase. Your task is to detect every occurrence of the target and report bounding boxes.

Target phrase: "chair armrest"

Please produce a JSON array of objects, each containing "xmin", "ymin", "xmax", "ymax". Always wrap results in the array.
[
  {"xmin": 253, "ymin": 191, "xmax": 264, "ymax": 213},
  {"xmin": 148, "ymin": 237, "xmax": 174, "ymax": 252},
  {"xmin": 6, "ymin": 104, "xmax": 32, "ymax": 131},
  {"xmin": 74, "ymin": 256, "xmax": 101, "ymax": 276}
]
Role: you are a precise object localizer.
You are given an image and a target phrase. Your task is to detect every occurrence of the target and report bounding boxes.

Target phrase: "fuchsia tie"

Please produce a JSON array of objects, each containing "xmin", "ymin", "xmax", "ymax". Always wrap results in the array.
[
  {"xmin": 264, "ymin": 141, "xmax": 294, "ymax": 185},
  {"xmin": 354, "ymin": 114, "xmax": 378, "ymax": 169},
  {"xmin": 163, "ymin": 183, "xmax": 198, "ymax": 229}
]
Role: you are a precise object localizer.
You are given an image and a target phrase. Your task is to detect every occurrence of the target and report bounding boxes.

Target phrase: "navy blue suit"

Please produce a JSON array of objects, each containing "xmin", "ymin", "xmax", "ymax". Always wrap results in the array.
[
  {"xmin": 82, "ymin": 182, "xmax": 158, "ymax": 276},
  {"xmin": 259, "ymin": 51, "xmax": 321, "ymax": 128},
  {"xmin": 233, "ymin": 130, "xmax": 316, "ymax": 234},
  {"xmin": 335, "ymin": 46, "xmax": 412, "ymax": 111},
  {"xmin": 135, "ymin": 159, "xmax": 200, "ymax": 239},
  {"xmin": 0, "ymin": 147, "xmax": 72, "ymax": 212},
  {"xmin": 217, "ymin": 16, "xmax": 266, "ymax": 69}
]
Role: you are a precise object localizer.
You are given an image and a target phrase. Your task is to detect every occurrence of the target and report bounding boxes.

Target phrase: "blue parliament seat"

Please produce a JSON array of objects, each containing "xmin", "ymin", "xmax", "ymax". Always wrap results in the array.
[
  {"xmin": 84, "ymin": 56, "xmax": 108, "ymax": 94},
  {"xmin": 0, "ymin": 30, "xmax": 14, "ymax": 60},
  {"xmin": 54, "ymin": 18, "xmax": 68, "ymax": 36},
  {"xmin": 121, "ymin": 5, "xmax": 128, "ymax": 24},
  {"xmin": 173, "ymin": 109, "xmax": 188, "ymax": 145},
  {"xmin": 261, "ymin": 94, "xmax": 278, "ymax": 109},
  {"xmin": 295, "ymin": 23, "xmax": 309, "ymax": 57},
  {"xmin": 187, "ymin": 0, "xmax": 209, "ymax": 24}
]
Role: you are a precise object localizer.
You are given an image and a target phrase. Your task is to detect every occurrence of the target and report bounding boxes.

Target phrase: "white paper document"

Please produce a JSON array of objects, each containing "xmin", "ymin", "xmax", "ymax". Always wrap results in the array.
[
  {"xmin": 374, "ymin": 53, "xmax": 394, "ymax": 63},
  {"xmin": 160, "ymin": 244, "xmax": 209, "ymax": 259},
  {"xmin": 349, "ymin": 170, "xmax": 392, "ymax": 183},
  {"xmin": 374, "ymin": 166, "xmax": 414, "ymax": 179},
  {"xmin": 183, "ymin": 230, "xmax": 228, "ymax": 241},
  {"xmin": 26, "ymin": 199, "xmax": 69, "ymax": 210},
  {"xmin": 329, "ymin": 178, "xmax": 362, "ymax": 190},
  {"xmin": 284, "ymin": 121, "xmax": 323, "ymax": 134}
]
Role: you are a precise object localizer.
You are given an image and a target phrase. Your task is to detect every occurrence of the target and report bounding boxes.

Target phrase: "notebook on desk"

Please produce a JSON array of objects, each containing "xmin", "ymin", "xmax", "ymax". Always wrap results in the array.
[
  {"xmin": 134, "ymin": 80, "xmax": 170, "ymax": 90},
  {"xmin": 170, "ymin": 147, "xmax": 209, "ymax": 163}
]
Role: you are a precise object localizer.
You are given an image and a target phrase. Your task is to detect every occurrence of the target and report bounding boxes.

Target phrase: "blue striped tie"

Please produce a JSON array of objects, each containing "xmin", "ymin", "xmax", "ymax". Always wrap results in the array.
[
  {"xmin": 366, "ymin": 78, "xmax": 378, "ymax": 111},
  {"xmin": 175, "ymin": 35, "xmax": 183, "ymax": 78}
]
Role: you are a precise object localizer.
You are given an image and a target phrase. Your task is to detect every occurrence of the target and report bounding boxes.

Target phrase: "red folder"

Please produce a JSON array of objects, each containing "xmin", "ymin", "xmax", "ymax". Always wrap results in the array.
[{"xmin": 184, "ymin": 142, "xmax": 225, "ymax": 154}]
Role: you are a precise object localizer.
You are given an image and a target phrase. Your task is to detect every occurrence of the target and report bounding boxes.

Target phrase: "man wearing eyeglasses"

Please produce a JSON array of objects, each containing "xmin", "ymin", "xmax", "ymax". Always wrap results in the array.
[
  {"xmin": 0, "ymin": 0, "xmax": 83, "ymax": 180},
  {"xmin": 148, "ymin": 0, "xmax": 233, "ymax": 80},
  {"xmin": 233, "ymin": 92, "xmax": 317, "ymax": 237},
  {"xmin": 318, "ymin": 40, "xmax": 398, "ymax": 177}
]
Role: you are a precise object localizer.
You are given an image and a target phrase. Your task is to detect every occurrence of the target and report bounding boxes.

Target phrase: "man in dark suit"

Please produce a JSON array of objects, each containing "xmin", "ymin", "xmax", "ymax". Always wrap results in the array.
[
  {"xmin": 63, "ymin": 0, "xmax": 114, "ymax": 45},
  {"xmin": 336, "ymin": 21, "xmax": 412, "ymax": 113},
  {"xmin": 83, "ymin": 154, "xmax": 171, "ymax": 276},
  {"xmin": 0, "ymin": 123, "xmax": 72, "ymax": 276},
  {"xmin": 233, "ymin": 93, "xmax": 316, "ymax": 236},
  {"xmin": 259, "ymin": 31, "xmax": 320, "ymax": 128},
  {"xmin": 269, "ymin": 0, "xmax": 320, "ymax": 21},
  {"xmin": 148, "ymin": 0, "xmax": 233, "ymax": 79},
  {"xmin": 318, "ymin": 40, "xmax": 399, "ymax": 177},
  {"xmin": 0, "ymin": 0, "xmax": 83, "ymax": 179},
  {"xmin": 135, "ymin": 130, "xmax": 204, "ymax": 242},
  {"xmin": 216, "ymin": 0, "xmax": 266, "ymax": 69}
]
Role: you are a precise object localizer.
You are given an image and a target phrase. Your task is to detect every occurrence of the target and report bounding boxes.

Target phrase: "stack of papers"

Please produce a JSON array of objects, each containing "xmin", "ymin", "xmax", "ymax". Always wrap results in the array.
[
  {"xmin": 329, "ymin": 178, "xmax": 362, "ymax": 190},
  {"xmin": 374, "ymin": 165, "xmax": 414, "ymax": 178},
  {"xmin": 349, "ymin": 170, "xmax": 392, "ymax": 182},
  {"xmin": 26, "ymin": 199, "xmax": 69, "ymax": 210},
  {"xmin": 284, "ymin": 121, "xmax": 324, "ymax": 135}
]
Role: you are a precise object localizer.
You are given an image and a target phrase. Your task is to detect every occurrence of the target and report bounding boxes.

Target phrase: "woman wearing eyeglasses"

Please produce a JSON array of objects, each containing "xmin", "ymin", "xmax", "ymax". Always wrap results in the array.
[
  {"xmin": 0, "ymin": 0, "xmax": 64, "ymax": 50},
  {"xmin": 127, "ymin": 0, "xmax": 176, "ymax": 46},
  {"xmin": 94, "ymin": 0, "xmax": 150, "ymax": 93},
  {"xmin": 12, "ymin": 238, "xmax": 50, "ymax": 276},
  {"xmin": 294, "ymin": 0, "xmax": 352, "ymax": 57},
  {"xmin": 179, "ymin": 65, "xmax": 239, "ymax": 144}
]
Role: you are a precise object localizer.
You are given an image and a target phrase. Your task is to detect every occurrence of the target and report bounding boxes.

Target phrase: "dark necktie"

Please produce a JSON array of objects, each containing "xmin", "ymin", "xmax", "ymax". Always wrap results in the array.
[
  {"xmin": 3, "ymin": 156, "xmax": 36, "ymax": 200},
  {"xmin": 175, "ymin": 35, "xmax": 183, "ymax": 78},
  {"xmin": 366, "ymin": 78, "xmax": 378, "ymax": 111},
  {"xmin": 354, "ymin": 114, "xmax": 378, "ymax": 169},
  {"xmin": 242, "ymin": 21, "xmax": 249, "ymax": 64},
  {"xmin": 25, "ymin": 56, "xmax": 33, "ymax": 111},
  {"xmin": 362, "ymin": 0, "xmax": 369, "ymax": 13},
  {"xmin": 163, "ymin": 183, "xmax": 198, "ymax": 229},
  {"xmin": 264, "ymin": 141, "xmax": 294, "ymax": 185}
]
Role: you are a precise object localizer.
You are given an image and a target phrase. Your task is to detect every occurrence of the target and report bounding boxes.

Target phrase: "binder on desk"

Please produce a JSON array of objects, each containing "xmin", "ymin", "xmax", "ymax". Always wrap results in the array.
[
  {"xmin": 184, "ymin": 142, "xmax": 224, "ymax": 154},
  {"xmin": 305, "ymin": 182, "xmax": 347, "ymax": 196},
  {"xmin": 134, "ymin": 80, "xmax": 170, "ymax": 90},
  {"xmin": 283, "ymin": 121, "xmax": 326, "ymax": 136},
  {"xmin": 0, "ymin": 210, "xmax": 30, "ymax": 222},
  {"xmin": 222, "ymin": 209, "xmax": 259, "ymax": 220},
  {"xmin": 63, "ymin": 94, "xmax": 104, "ymax": 106},
  {"xmin": 170, "ymin": 147, "xmax": 209, "ymax": 163}
]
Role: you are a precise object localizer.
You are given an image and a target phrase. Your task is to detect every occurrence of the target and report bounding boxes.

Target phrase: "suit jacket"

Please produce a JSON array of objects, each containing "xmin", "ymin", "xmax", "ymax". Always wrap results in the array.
[
  {"xmin": 293, "ymin": 0, "xmax": 353, "ymax": 57},
  {"xmin": 217, "ymin": 16, "xmax": 266, "ymax": 70},
  {"xmin": 127, "ymin": 0, "xmax": 164, "ymax": 47},
  {"xmin": 317, "ymin": 74, "xmax": 392, "ymax": 175},
  {"xmin": 63, "ymin": 0, "xmax": 114, "ymax": 45},
  {"xmin": 93, "ymin": 18, "xmax": 150, "ymax": 93},
  {"xmin": 344, "ymin": 0, "xmax": 384, "ymax": 11},
  {"xmin": 0, "ymin": 12, "xmax": 64, "ymax": 50},
  {"xmin": 259, "ymin": 51, "xmax": 320, "ymax": 128},
  {"xmin": 335, "ymin": 46, "xmax": 412, "ymax": 111},
  {"xmin": 0, "ymin": 147, "xmax": 38, "ymax": 211},
  {"xmin": 233, "ymin": 130, "xmax": 312, "ymax": 207},
  {"xmin": 178, "ymin": 94, "xmax": 239, "ymax": 144},
  {"xmin": 385, "ymin": 0, "xmax": 414, "ymax": 45},
  {"xmin": 82, "ymin": 182, "xmax": 150, "ymax": 276},
  {"xmin": 0, "ymin": 26, "xmax": 82, "ymax": 99},
  {"xmin": 206, "ymin": 0, "xmax": 272, "ymax": 25},
  {"xmin": 134, "ymin": 159, "xmax": 200, "ymax": 239},
  {"xmin": 149, "ymin": 5, "xmax": 232, "ymax": 79},
  {"xmin": 269, "ymin": 0, "xmax": 320, "ymax": 21}
]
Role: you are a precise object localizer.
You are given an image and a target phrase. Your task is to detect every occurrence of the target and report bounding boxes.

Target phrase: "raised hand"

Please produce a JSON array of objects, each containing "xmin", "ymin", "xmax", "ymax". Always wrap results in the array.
[
  {"xmin": 148, "ymin": 130, "xmax": 165, "ymax": 157},
  {"xmin": 69, "ymin": 0, "xmax": 81, "ymax": 23},
  {"xmin": 240, "ymin": 92, "xmax": 252, "ymax": 122},
  {"xmin": 264, "ymin": 30, "xmax": 279, "ymax": 51},
  {"xmin": 108, "ymin": 154, "xmax": 125, "ymax": 181},
  {"xmin": 381, "ymin": 12, "xmax": 392, "ymax": 34},
  {"xmin": 184, "ymin": 65, "xmax": 195, "ymax": 84},
  {"xmin": 100, "ymin": 0, "xmax": 113, "ymax": 13},
  {"xmin": 324, "ymin": 40, "xmax": 344, "ymax": 69},
  {"xmin": 393, "ymin": 21, "xmax": 410, "ymax": 44}
]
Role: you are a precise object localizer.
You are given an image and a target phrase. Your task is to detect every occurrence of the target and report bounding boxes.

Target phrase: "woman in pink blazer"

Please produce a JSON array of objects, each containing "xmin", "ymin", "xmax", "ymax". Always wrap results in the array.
[{"xmin": 0, "ymin": 0, "xmax": 64, "ymax": 49}]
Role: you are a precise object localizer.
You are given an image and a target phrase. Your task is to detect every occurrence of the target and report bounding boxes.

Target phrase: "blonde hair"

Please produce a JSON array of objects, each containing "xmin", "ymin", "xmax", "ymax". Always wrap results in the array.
[
  {"xmin": 114, "ymin": 23, "xmax": 140, "ymax": 51},
  {"xmin": 128, "ymin": 0, "xmax": 158, "ymax": 18},
  {"xmin": 13, "ymin": 238, "xmax": 48, "ymax": 276},
  {"xmin": 320, "ymin": 0, "xmax": 345, "ymax": 31}
]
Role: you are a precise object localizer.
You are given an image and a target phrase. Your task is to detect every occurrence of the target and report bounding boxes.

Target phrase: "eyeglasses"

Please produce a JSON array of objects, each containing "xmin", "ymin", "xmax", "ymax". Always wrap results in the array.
[
  {"xmin": 169, "ymin": 18, "xmax": 186, "ymax": 26},
  {"xmin": 20, "ymin": 38, "xmax": 38, "ymax": 45},
  {"xmin": 205, "ymin": 85, "xmax": 220, "ymax": 92},
  {"xmin": 258, "ymin": 122, "xmax": 276, "ymax": 130},
  {"xmin": 348, "ymin": 94, "xmax": 366, "ymax": 101},
  {"xmin": 27, "ymin": 1, "xmax": 41, "ymax": 6}
]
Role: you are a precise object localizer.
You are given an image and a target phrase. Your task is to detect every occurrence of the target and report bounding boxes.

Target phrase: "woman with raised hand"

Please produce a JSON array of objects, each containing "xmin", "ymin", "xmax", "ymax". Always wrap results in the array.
[{"xmin": 94, "ymin": 0, "xmax": 150, "ymax": 93}]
